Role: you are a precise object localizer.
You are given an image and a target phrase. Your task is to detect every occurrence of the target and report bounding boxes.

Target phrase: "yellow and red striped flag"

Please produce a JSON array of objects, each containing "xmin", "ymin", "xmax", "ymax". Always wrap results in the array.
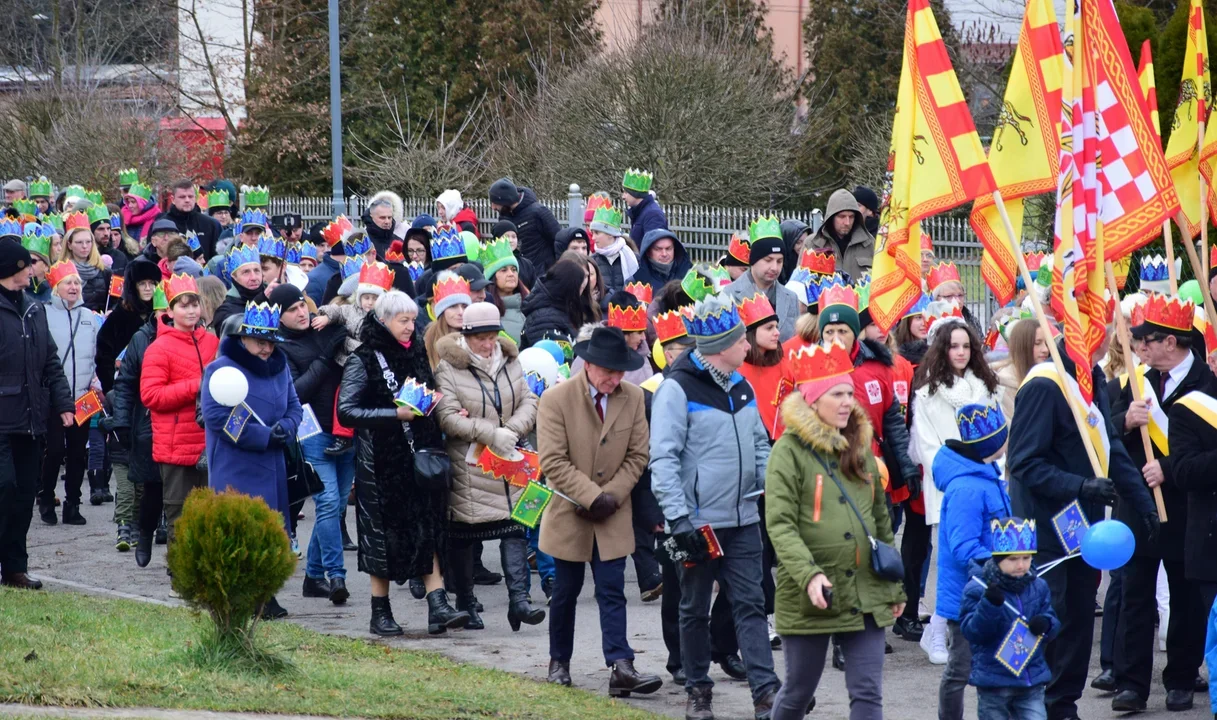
[
  {"xmin": 969, "ymin": 0, "xmax": 1064, "ymax": 307},
  {"xmin": 871, "ymin": 0, "xmax": 996, "ymax": 332},
  {"xmin": 1137, "ymin": 40, "xmax": 1161, "ymax": 141},
  {"xmin": 1163, "ymin": 0, "xmax": 1209, "ymax": 237}
]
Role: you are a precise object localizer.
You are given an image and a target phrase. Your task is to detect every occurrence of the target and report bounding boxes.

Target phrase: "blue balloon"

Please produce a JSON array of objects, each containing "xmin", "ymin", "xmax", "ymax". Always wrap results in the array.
[
  {"xmin": 1080, "ymin": 520, "xmax": 1134, "ymax": 571},
  {"xmin": 533, "ymin": 339, "xmax": 566, "ymax": 367}
]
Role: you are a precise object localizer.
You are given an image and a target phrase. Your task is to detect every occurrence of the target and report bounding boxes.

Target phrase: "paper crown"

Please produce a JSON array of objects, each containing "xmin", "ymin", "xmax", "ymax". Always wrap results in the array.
[
  {"xmin": 682, "ymin": 294, "xmax": 742, "ymax": 341},
  {"xmin": 920, "ymin": 232, "xmax": 934, "ymax": 251},
  {"xmin": 240, "ymin": 301, "xmax": 282, "ymax": 339},
  {"xmin": 855, "ymin": 274, "xmax": 872, "ymax": 311},
  {"xmin": 21, "ymin": 222, "xmax": 53, "ymax": 258},
  {"xmin": 430, "ymin": 225, "xmax": 467, "ymax": 262},
  {"xmin": 799, "ymin": 248, "xmax": 836, "ymax": 276},
  {"xmin": 726, "ymin": 233, "xmax": 751, "ymax": 264},
  {"xmin": 393, "ymin": 377, "xmax": 442, "ymax": 416},
  {"xmin": 655, "ymin": 307, "xmax": 693, "ymax": 344},
  {"xmin": 109, "ymin": 213, "xmax": 121, "ymax": 229},
  {"xmin": 340, "ymin": 256, "xmax": 365, "ymax": 279},
  {"xmin": 257, "ymin": 234, "xmax": 286, "ymax": 260},
  {"xmin": 586, "ymin": 192, "xmax": 614, "ymax": 214},
  {"xmin": 433, "ymin": 274, "xmax": 472, "ymax": 307},
  {"xmin": 927, "ymin": 261, "xmax": 961, "ymax": 292},
  {"xmin": 234, "ymin": 208, "xmax": 269, "ymax": 235},
  {"xmin": 358, "ymin": 261, "xmax": 395, "ymax": 292},
  {"xmin": 923, "ymin": 301, "xmax": 965, "ymax": 338},
  {"xmin": 284, "ymin": 242, "xmax": 302, "ymax": 265},
  {"xmin": 1131, "ymin": 292, "xmax": 1194, "ymax": 333},
  {"xmin": 590, "ymin": 205, "xmax": 623, "ymax": 234},
  {"xmin": 624, "ymin": 281, "xmax": 653, "ymax": 304},
  {"xmin": 184, "ymin": 231, "xmax": 201, "ymax": 253},
  {"xmin": 406, "ymin": 261, "xmax": 426, "ymax": 283},
  {"xmin": 1211, "ymin": 244, "xmax": 1217, "ymax": 271},
  {"xmin": 321, "ymin": 216, "xmax": 355, "ymax": 247},
  {"xmin": 86, "ymin": 204, "xmax": 110, "ymax": 227},
  {"xmin": 1139, "ymin": 255, "xmax": 1171, "ymax": 283},
  {"xmin": 12, "ymin": 199, "xmax": 38, "ymax": 218},
  {"xmin": 680, "ymin": 264, "xmax": 731, "ymax": 302},
  {"xmin": 61, "ymin": 185, "xmax": 87, "ymax": 202},
  {"xmin": 299, "ymin": 243, "xmax": 319, "ymax": 263},
  {"xmin": 207, "ymin": 189, "xmax": 231, "ymax": 209},
  {"xmin": 739, "ymin": 293, "xmax": 777, "ymax": 329},
  {"xmin": 1024, "ymin": 251, "xmax": 1047, "ymax": 274},
  {"xmin": 817, "ymin": 283, "xmax": 859, "ymax": 314},
  {"xmin": 991, "ymin": 517, "xmax": 1037, "ymax": 555},
  {"xmin": 47, "ymin": 261, "xmax": 79, "ymax": 288},
  {"xmin": 84, "ymin": 189, "xmax": 104, "ymax": 205},
  {"xmin": 151, "ymin": 283, "xmax": 169, "ymax": 311},
  {"xmin": 1203, "ymin": 317, "xmax": 1217, "ymax": 356},
  {"xmin": 903, "ymin": 293, "xmax": 932, "ymax": 320},
  {"xmin": 384, "ymin": 240, "xmax": 405, "ymax": 264},
  {"xmin": 115, "ymin": 168, "xmax": 138, "ymax": 186},
  {"xmin": 344, "ymin": 233, "xmax": 372, "ymax": 257},
  {"xmin": 164, "ymin": 273, "xmax": 199, "ymax": 305},
  {"xmin": 0, "ymin": 219, "xmax": 22, "ymax": 239},
  {"xmin": 622, "ymin": 168, "xmax": 654, "ymax": 193},
  {"xmin": 997, "ymin": 308, "xmax": 1034, "ymax": 341},
  {"xmin": 28, "ymin": 176, "xmax": 53, "ymax": 197},
  {"xmin": 225, "ymin": 245, "xmax": 262, "ymax": 277},
  {"xmin": 608, "ymin": 302, "xmax": 648, "ymax": 332},
  {"xmin": 802, "ymin": 272, "xmax": 846, "ymax": 306},
  {"xmin": 241, "ymin": 185, "xmax": 270, "ymax": 207},
  {"xmin": 43, "ymin": 213, "xmax": 63, "ymax": 232},
  {"xmin": 956, "ymin": 402, "xmax": 1009, "ymax": 458},
  {"xmin": 125, "ymin": 181, "xmax": 153, "ymax": 202},
  {"xmin": 479, "ymin": 236, "xmax": 512, "ymax": 266},
  {"xmin": 788, "ymin": 341, "xmax": 853, "ymax": 386},
  {"xmin": 748, "ymin": 215, "xmax": 782, "ymax": 244},
  {"xmin": 525, "ymin": 371, "xmax": 547, "ymax": 397}
]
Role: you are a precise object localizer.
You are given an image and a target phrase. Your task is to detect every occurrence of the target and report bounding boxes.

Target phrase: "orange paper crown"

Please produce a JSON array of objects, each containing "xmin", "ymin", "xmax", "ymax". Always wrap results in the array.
[
  {"xmin": 433, "ymin": 274, "xmax": 472, "ymax": 307},
  {"xmin": 927, "ymin": 261, "xmax": 962, "ymax": 292},
  {"xmin": 921, "ymin": 232, "xmax": 934, "ymax": 252},
  {"xmin": 385, "ymin": 239, "xmax": 405, "ymax": 264},
  {"xmin": 817, "ymin": 283, "xmax": 859, "ymax": 314},
  {"xmin": 1210, "ymin": 244, "xmax": 1217, "ymax": 272},
  {"xmin": 798, "ymin": 248, "xmax": 835, "ymax": 276},
  {"xmin": 738, "ymin": 293, "xmax": 777, "ymax": 329},
  {"xmin": 358, "ymin": 261, "xmax": 395, "ymax": 292},
  {"xmin": 1131, "ymin": 292, "xmax": 1194, "ymax": 333},
  {"xmin": 64, "ymin": 211, "xmax": 90, "ymax": 234},
  {"xmin": 655, "ymin": 308, "xmax": 692, "ymax": 344},
  {"xmin": 608, "ymin": 303, "xmax": 648, "ymax": 332},
  {"xmin": 47, "ymin": 261, "xmax": 79, "ymax": 288},
  {"xmin": 624, "ymin": 281, "xmax": 652, "ymax": 304},
  {"xmin": 320, "ymin": 216, "xmax": 355, "ymax": 248},
  {"xmin": 726, "ymin": 233, "xmax": 751, "ymax": 264},
  {"xmin": 164, "ymin": 273, "xmax": 200, "ymax": 306},
  {"xmin": 788, "ymin": 341, "xmax": 854, "ymax": 386},
  {"xmin": 1024, "ymin": 251, "xmax": 1047, "ymax": 272},
  {"xmin": 1203, "ymin": 318, "xmax": 1217, "ymax": 357}
]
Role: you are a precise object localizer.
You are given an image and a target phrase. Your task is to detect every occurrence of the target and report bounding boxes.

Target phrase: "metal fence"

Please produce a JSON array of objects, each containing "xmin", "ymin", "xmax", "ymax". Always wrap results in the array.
[{"xmin": 266, "ymin": 188, "xmax": 996, "ymax": 323}]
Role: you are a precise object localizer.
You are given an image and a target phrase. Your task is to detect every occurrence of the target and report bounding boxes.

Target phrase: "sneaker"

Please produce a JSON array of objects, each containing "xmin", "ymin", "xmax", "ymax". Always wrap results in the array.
[
  {"xmin": 768, "ymin": 615, "xmax": 781, "ymax": 649},
  {"xmin": 290, "ymin": 533, "xmax": 301, "ymax": 558},
  {"xmin": 920, "ymin": 622, "xmax": 948, "ymax": 664},
  {"xmin": 115, "ymin": 525, "xmax": 132, "ymax": 552},
  {"xmin": 324, "ymin": 436, "xmax": 353, "ymax": 456}
]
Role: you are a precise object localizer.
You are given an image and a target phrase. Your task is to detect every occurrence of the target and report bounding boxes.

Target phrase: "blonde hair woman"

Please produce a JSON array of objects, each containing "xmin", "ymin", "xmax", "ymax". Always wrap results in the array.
[{"xmin": 60, "ymin": 222, "xmax": 110, "ymax": 313}]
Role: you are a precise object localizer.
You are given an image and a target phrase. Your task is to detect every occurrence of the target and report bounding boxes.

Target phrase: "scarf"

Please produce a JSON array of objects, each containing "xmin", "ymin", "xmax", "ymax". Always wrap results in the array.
[
  {"xmin": 594, "ymin": 237, "xmax": 640, "ymax": 279},
  {"xmin": 74, "ymin": 260, "xmax": 100, "ymax": 284},
  {"xmin": 694, "ymin": 349, "xmax": 734, "ymax": 392},
  {"xmin": 648, "ymin": 258, "xmax": 673, "ymax": 277},
  {"xmin": 935, "ymin": 369, "xmax": 993, "ymax": 410},
  {"xmin": 461, "ymin": 335, "xmax": 505, "ymax": 376}
]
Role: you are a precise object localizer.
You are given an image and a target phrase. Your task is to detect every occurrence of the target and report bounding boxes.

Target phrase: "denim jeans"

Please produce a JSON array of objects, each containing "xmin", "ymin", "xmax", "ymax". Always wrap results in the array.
[
  {"xmin": 939, "ymin": 620, "xmax": 972, "ymax": 720},
  {"xmin": 676, "ymin": 523, "xmax": 780, "ymax": 702},
  {"xmin": 302, "ymin": 433, "xmax": 355, "ymax": 580},
  {"xmin": 527, "ymin": 528, "xmax": 554, "ymax": 593},
  {"xmin": 976, "ymin": 685, "xmax": 1047, "ymax": 720}
]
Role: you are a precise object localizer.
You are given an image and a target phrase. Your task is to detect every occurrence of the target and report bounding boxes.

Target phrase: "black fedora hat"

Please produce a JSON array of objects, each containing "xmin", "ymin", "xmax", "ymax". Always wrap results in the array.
[{"xmin": 574, "ymin": 326, "xmax": 645, "ymax": 372}]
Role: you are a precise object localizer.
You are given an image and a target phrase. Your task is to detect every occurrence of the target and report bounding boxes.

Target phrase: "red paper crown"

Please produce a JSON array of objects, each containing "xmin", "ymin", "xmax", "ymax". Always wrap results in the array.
[
  {"xmin": 798, "ymin": 248, "xmax": 835, "ymax": 275},
  {"xmin": 738, "ymin": 293, "xmax": 777, "ymax": 329},
  {"xmin": 927, "ymin": 261, "xmax": 961, "ymax": 292},
  {"xmin": 320, "ymin": 216, "xmax": 354, "ymax": 248},
  {"xmin": 608, "ymin": 303, "xmax": 648, "ymax": 332},
  {"xmin": 1024, "ymin": 251, "xmax": 1047, "ymax": 272},
  {"xmin": 920, "ymin": 232, "xmax": 934, "ymax": 252},
  {"xmin": 923, "ymin": 302, "xmax": 964, "ymax": 337},
  {"xmin": 47, "ymin": 261, "xmax": 79, "ymax": 288},
  {"xmin": 585, "ymin": 192, "xmax": 614, "ymax": 214},
  {"xmin": 385, "ymin": 239, "xmax": 405, "ymax": 264},
  {"xmin": 1211, "ymin": 244, "xmax": 1217, "ymax": 272},
  {"xmin": 359, "ymin": 261, "xmax": 395, "ymax": 292},
  {"xmin": 655, "ymin": 308, "xmax": 692, "ymax": 344},
  {"xmin": 727, "ymin": 233, "xmax": 751, "ymax": 264},
  {"xmin": 1203, "ymin": 318, "xmax": 1217, "ymax": 357},
  {"xmin": 624, "ymin": 281, "xmax": 652, "ymax": 305},
  {"xmin": 433, "ymin": 274, "xmax": 471, "ymax": 307},
  {"xmin": 817, "ymin": 283, "xmax": 859, "ymax": 314},
  {"xmin": 1132, "ymin": 292, "xmax": 1194, "ymax": 333},
  {"xmin": 64, "ymin": 211, "xmax": 90, "ymax": 234},
  {"xmin": 164, "ymin": 273, "xmax": 199, "ymax": 306},
  {"xmin": 788, "ymin": 341, "xmax": 854, "ymax": 386}
]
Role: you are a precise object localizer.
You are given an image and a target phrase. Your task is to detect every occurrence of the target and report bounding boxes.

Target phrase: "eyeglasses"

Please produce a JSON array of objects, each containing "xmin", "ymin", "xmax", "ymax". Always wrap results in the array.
[
  {"xmin": 407, "ymin": 248, "xmax": 427, "ymax": 259},
  {"xmin": 939, "ymin": 293, "xmax": 965, "ymax": 303}
]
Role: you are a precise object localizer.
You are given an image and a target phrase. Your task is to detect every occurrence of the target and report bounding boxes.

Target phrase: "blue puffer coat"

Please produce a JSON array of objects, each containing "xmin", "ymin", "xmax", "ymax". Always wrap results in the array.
[
  {"xmin": 627, "ymin": 193, "xmax": 668, "ymax": 247},
  {"xmin": 959, "ymin": 559, "xmax": 1059, "ymax": 688},
  {"xmin": 932, "ymin": 444, "xmax": 1012, "ymax": 621}
]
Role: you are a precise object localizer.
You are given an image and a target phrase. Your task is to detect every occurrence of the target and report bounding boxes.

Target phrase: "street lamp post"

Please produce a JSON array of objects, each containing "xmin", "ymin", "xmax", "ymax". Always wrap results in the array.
[{"xmin": 327, "ymin": 0, "xmax": 344, "ymax": 218}]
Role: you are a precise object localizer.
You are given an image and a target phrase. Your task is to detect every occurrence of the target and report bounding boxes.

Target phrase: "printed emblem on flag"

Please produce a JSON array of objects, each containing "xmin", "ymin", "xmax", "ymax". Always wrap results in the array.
[
  {"xmin": 995, "ymin": 617, "xmax": 1044, "ymax": 676},
  {"xmin": 224, "ymin": 402, "xmax": 254, "ymax": 443},
  {"xmin": 1052, "ymin": 499, "xmax": 1089, "ymax": 555},
  {"xmin": 108, "ymin": 275, "xmax": 124, "ymax": 298},
  {"xmin": 297, "ymin": 403, "xmax": 322, "ymax": 441},
  {"xmin": 510, "ymin": 481, "xmax": 554, "ymax": 529},
  {"xmin": 74, "ymin": 390, "xmax": 103, "ymax": 425}
]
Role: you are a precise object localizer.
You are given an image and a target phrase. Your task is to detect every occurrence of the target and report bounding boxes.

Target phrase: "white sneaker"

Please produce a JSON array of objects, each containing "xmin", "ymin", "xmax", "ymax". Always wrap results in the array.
[
  {"xmin": 768, "ymin": 615, "xmax": 781, "ymax": 649},
  {"xmin": 919, "ymin": 622, "xmax": 948, "ymax": 664},
  {"xmin": 1159, "ymin": 609, "xmax": 1169, "ymax": 652}
]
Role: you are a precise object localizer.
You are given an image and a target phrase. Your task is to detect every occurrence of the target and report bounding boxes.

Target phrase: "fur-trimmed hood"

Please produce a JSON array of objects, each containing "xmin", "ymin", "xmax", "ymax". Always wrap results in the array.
[
  {"xmin": 780, "ymin": 390, "xmax": 873, "ymax": 456},
  {"xmin": 435, "ymin": 331, "xmax": 519, "ymax": 370},
  {"xmin": 368, "ymin": 190, "xmax": 404, "ymax": 223}
]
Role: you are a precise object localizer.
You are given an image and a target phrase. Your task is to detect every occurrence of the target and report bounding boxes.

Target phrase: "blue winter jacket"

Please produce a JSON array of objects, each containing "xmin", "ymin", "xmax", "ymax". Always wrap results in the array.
[
  {"xmin": 628, "ymin": 228, "xmax": 693, "ymax": 292},
  {"xmin": 649, "ymin": 348, "xmax": 770, "ymax": 530},
  {"xmin": 933, "ymin": 444, "xmax": 1012, "ymax": 621},
  {"xmin": 627, "ymin": 194, "xmax": 668, "ymax": 247},
  {"xmin": 959, "ymin": 559, "xmax": 1059, "ymax": 688}
]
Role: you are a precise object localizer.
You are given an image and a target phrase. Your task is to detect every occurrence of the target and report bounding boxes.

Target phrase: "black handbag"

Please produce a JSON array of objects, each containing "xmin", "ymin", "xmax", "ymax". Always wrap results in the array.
[
  {"xmin": 285, "ymin": 436, "xmax": 324, "ymax": 505},
  {"xmin": 375, "ymin": 351, "xmax": 451, "ymax": 494},
  {"xmin": 811, "ymin": 449, "xmax": 905, "ymax": 584}
]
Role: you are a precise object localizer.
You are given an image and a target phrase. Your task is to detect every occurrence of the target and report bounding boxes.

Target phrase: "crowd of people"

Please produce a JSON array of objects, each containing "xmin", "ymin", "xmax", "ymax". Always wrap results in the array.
[{"xmin": 0, "ymin": 169, "xmax": 1215, "ymax": 720}]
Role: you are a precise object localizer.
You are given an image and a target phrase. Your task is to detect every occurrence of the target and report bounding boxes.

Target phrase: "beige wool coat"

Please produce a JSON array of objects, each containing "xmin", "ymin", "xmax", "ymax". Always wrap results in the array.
[
  {"xmin": 433, "ymin": 333, "xmax": 538, "ymax": 526},
  {"xmin": 537, "ymin": 368, "xmax": 649, "ymax": 562}
]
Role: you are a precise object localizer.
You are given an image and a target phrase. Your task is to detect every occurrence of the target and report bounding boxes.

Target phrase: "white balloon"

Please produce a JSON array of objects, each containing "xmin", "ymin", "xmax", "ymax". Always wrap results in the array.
[
  {"xmin": 209, "ymin": 366, "xmax": 249, "ymax": 407},
  {"xmin": 518, "ymin": 347, "xmax": 560, "ymax": 388}
]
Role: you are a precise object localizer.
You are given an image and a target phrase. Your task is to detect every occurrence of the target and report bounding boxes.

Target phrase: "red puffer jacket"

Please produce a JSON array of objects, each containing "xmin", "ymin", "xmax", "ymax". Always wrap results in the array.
[{"xmin": 140, "ymin": 317, "xmax": 219, "ymax": 466}]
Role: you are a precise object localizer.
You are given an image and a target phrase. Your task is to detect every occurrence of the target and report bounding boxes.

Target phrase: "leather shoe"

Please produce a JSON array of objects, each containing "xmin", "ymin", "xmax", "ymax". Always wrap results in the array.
[
  {"xmin": 39, "ymin": 505, "xmax": 56, "ymax": 525},
  {"xmin": 328, "ymin": 577, "xmax": 349, "ymax": 605},
  {"xmin": 608, "ymin": 658, "xmax": 662, "ymax": 697},
  {"xmin": 1090, "ymin": 668, "xmax": 1117, "ymax": 692},
  {"xmin": 1166, "ymin": 689, "xmax": 1194, "ymax": 711},
  {"xmin": 547, "ymin": 659, "xmax": 571, "ymax": 687},
  {"xmin": 1197, "ymin": 676, "xmax": 1209, "ymax": 692},
  {"xmin": 2, "ymin": 573, "xmax": 43, "ymax": 590},
  {"xmin": 1111, "ymin": 690, "xmax": 1147, "ymax": 712},
  {"xmin": 718, "ymin": 654, "xmax": 747, "ymax": 680},
  {"xmin": 302, "ymin": 575, "xmax": 331, "ymax": 598},
  {"xmin": 671, "ymin": 667, "xmax": 687, "ymax": 685}
]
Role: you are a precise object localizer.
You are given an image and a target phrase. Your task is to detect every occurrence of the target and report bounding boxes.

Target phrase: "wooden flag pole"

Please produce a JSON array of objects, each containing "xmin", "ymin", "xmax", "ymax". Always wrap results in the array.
[
  {"xmin": 1201, "ymin": 117, "xmax": 1210, "ymax": 302},
  {"xmin": 1103, "ymin": 260, "xmax": 1169, "ymax": 521},
  {"xmin": 1174, "ymin": 208, "xmax": 1217, "ymax": 332},
  {"xmin": 1163, "ymin": 218, "xmax": 1180, "ymax": 294},
  {"xmin": 991, "ymin": 190, "xmax": 1106, "ymax": 481}
]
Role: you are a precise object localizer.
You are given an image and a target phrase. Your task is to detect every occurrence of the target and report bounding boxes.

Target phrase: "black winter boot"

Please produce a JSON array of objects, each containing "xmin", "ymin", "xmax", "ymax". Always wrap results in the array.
[
  {"xmin": 369, "ymin": 595, "xmax": 403, "ymax": 636},
  {"xmin": 425, "ymin": 589, "xmax": 470, "ymax": 635},
  {"xmin": 456, "ymin": 591, "xmax": 484, "ymax": 630},
  {"xmin": 62, "ymin": 503, "xmax": 86, "ymax": 525},
  {"xmin": 135, "ymin": 529, "xmax": 153, "ymax": 567},
  {"xmin": 448, "ymin": 542, "xmax": 483, "ymax": 629},
  {"xmin": 502, "ymin": 536, "xmax": 545, "ymax": 631}
]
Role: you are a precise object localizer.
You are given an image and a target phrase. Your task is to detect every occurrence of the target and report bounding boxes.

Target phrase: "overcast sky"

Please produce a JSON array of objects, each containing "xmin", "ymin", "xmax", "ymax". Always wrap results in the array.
[{"xmin": 946, "ymin": 0, "xmax": 1069, "ymax": 41}]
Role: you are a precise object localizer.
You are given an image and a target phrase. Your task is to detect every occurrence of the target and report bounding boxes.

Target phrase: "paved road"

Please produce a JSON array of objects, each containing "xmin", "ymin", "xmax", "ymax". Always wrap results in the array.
[{"xmin": 23, "ymin": 497, "xmax": 1210, "ymax": 720}]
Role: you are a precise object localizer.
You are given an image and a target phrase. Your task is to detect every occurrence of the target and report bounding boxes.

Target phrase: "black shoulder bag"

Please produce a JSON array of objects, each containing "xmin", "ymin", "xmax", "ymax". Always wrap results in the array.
[
  {"xmin": 810, "ymin": 449, "xmax": 904, "ymax": 583},
  {"xmin": 374, "ymin": 351, "xmax": 450, "ymax": 493}
]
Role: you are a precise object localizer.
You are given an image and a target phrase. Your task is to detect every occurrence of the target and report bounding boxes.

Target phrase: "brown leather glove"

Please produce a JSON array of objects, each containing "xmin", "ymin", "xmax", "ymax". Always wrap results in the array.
[{"xmin": 576, "ymin": 492, "xmax": 618, "ymax": 522}]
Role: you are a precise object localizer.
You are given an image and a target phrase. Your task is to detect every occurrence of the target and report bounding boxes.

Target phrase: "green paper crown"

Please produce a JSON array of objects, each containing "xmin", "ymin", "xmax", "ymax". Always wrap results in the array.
[
  {"xmin": 21, "ymin": 231, "xmax": 51, "ymax": 261},
  {"xmin": 242, "ymin": 185, "xmax": 270, "ymax": 208},
  {"xmin": 207, "ymin": 189, "xmax": 230, "ymax": 208},
  {"xmin": 86, "ymin": 204, "xmax": 110, "ymax": 226},
  {"xmin": 126, "ymin": 181, "xmax": 153, "ymax": 202},
  {"xmin": 61, "ymin": 185, "xmax": 87, "ymax": 202},
  {"xmin": 748, "ymin": 215, "xmax": 782, "ymax": 244},
  {"xmin": 152, "ymin": 283, "xmax": 169, "ymax": 311},
  {"xmin": 84, "ymin": 189, "xmax": 104, "ymax": 205},
  {"xmin": 28, "ymin": 176, "xmax": 53, "ymax": 197},
  {"xmin": 12, "ymin": 199, "xmax": 37, "ymax": 217},
  {"xmin": 589, "ymin": 205, "xmax": 623, "ymax": 234},
  {"xmin": 44, "ymin": 213, "xmax": 64, "ymax": 232},
  {"xmin": 855, "ymin": 279, "xmax": 872, "ymax": 313},
  {"xmin": 118, "ymin": 168, "xmax": 139, "ymax": 186},
  {"xmin": 681, "ymin": 263, "xmax": 731, "ymax": 303},
  {"xmin": 480, "ymin": 236, "xmax": 515, "ymax": 269},
  {"xmin": 622, "ymin": 168, "xmax": 654, "ymax": 193}
]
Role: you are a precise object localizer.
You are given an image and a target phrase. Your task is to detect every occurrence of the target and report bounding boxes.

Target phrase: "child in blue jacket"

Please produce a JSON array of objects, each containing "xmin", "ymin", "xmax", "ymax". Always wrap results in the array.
[{"xmin": 959, "ymin": 517, "xmax": 1059, "ymax": 720}]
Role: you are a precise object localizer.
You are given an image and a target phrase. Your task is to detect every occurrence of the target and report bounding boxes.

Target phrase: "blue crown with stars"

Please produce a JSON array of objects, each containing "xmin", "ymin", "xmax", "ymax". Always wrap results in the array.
[
  {"xmin": 1139, "ymin": 255, "xmax": 1173, "ymax": 284},
  {"xmin": 525, "ymin": 371, "xmax": 547, "ymax": 397},
  {"xmin": 805, "ymin": 272, "xmax": 847, "ymax": 306},
  {"xmin": 109, "ymin": 213, "xmax": 121, "ymax": 229},
  {"xmin": 238, "ymin": 301, "xmax": 283, "ymax": 341},
  {"xmin": 682, "ymin": 293, "xmax": 743, "ymax": 341},
  {"xmin": 225, "ymin": 244, "xmax": 261, "ymax": 277},
  {"xmin": 0, "ymin": 219, "xmax": 22, "ymax": 239},
  {"xmin": 257, "ymin": 234, "xmax": 286, "ymax": 260},
  {"xmin": 233, "ymin": 208, "xmax": 269, "ymax": 236},
  {"xmin": 184, "ymin": 231, "xmax": 201, "ymax": 253},
  {"xmin": 406, "ymin": 261, "xmax": 426, "ymax": 283},
  {"xmin": 904, "ymin": 293, "xmax": 932, "ymax": 319},
  {"xmin": 430, "ymin": 226, "xmax": 467, "ymax": 263},
  {"xmin": 284, "ymin": 242, "xmax": 302, "ymax": 265},
  {"xmin": 23, "ymin": 222, "xmax": 55, "ymax": 241},
  {"xmin": 344, "ymin": 233, "xmax": 372, "ymax": 257},
  {"xmin": 299, "ymin": 243, "xmax": 319, "ymax": 262},
  {"xmin": 340, "ymin": 256, "xmax": 364, "ymax": 279},
  {"xmin": 990, "ymin": 517, "xmax": 1037, "ymax": 556},
  {"xmin": 956, "ymin": 402, "xmax": 1008, "ymax": 459},
  {"xmin": 393, "ymin": 377, "xmax": 442, "ymax": 416}
]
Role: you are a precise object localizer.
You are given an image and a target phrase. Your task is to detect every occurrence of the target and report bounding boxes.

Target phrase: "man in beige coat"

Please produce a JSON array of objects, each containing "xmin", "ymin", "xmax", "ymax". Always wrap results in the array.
[{"xmin": 538, "ymin": 326, "xmax": 662, "ymax": 697}]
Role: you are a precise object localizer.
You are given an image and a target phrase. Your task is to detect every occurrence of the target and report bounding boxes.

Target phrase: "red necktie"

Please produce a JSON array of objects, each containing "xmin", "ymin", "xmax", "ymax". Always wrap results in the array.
[{"xmin": 595, "ymin": 392, "xmax": 606, "ymax": 423}]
